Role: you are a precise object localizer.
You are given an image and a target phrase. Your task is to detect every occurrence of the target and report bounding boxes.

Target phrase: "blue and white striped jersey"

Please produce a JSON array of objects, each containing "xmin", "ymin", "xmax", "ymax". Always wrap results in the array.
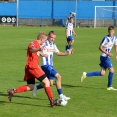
[
  {"xmin": 66, "ymin": 22, "xmax": 73, "ymax": 36},
  {"xmin": 41, "ymin": 40, "xmax": 59, "ymax": 66},
  {"xmin": 100, "ymin": 35, "xmax": 117, "ymax": 57}
]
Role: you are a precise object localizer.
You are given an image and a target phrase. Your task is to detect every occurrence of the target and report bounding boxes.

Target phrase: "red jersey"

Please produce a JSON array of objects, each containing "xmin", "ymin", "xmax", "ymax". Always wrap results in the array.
[{"xmin": 25, "ymin": 40, "xmax": 40, "ymax": 68}]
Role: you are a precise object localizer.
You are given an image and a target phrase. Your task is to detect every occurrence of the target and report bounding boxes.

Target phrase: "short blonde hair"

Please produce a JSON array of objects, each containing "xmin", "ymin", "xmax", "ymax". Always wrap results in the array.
[{"xmin": 37, "ymin": 32, "xmax": 47, "ymax": 40}]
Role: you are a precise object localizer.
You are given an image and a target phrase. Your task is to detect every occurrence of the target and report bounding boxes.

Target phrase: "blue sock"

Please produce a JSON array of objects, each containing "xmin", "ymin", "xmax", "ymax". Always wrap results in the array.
[
  {"xmin": 36, "ymin": 84, "xmax": 43, "ymax": 90},
  {"xmin": 57, "ymin": 88, "xmax": 62, "ymax": 95},
  {"xmin": 108, "ymin": 72, "xmax": 114, "ymax": 87},
  {"xmin": 86, "ymin": 71, "xmax": 102, "ymax": 77},
  {"xmin": 69, "ymin": 45, "xmax": 72, "ymax": 49},
  {"xmin": 65, "ymin": 45, "xmax": 69, "ymax": 51}
]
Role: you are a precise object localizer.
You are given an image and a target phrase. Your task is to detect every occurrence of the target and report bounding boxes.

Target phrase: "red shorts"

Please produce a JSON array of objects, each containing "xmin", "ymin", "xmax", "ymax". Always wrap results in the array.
[{"xmin": 24, "ymin": 66, "xmax": 45, "ymax": 81}]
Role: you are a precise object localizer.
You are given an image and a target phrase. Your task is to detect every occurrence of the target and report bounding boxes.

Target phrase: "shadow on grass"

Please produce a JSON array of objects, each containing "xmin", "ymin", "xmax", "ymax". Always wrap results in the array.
[
  {"xmin": 62, "ymin": 84, "xmax": 105, "ymax": 90},
  {"xmin": 0, "ymin": 92, "xmax": 46, "ymax": 100},
  {"xmin": 9, "ymin": 101, "xmax": 47, "ymax": 107},
  {"xmin": 0, "ymin": 92, "xmax": 49, "ymax": 107},
  {"xmin": 0, "ymin": 100, "xmax": 48, "ymax": 107},
  {"xmin": 62, "ymin": 84, "xmax": 80, "ymax": 88}
]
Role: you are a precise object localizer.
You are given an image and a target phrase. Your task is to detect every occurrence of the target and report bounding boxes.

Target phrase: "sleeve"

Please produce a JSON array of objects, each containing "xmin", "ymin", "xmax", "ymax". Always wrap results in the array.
[
  {"xmin": 54, "ymin": 44, "xmax": 59, "ymax": 53},
  {"xmin": 66, "ymin": 22, "xmax": 68, "ymax": 29},
  {"xmin": 100, "ymin": 37, "xmax": 106, "ymax": 46},
  {"xmin": 28, "ymin": 42, "xmax": 35, "ymax": 49},
  {"xmin": 114, "ymin": 37, "xmax": 117, "ymax": 45},
  {"xmin": 28, "ymin": 41, "xmax": 40, "ymax": 49}
]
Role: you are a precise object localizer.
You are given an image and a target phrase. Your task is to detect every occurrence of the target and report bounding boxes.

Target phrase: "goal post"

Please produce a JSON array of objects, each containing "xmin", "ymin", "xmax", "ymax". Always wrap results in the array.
[
  {"xmin": 94, "ymin": 6, "xmax": 117, "ymax": 28},
  {"xmin": 16, "ymin": 0, "xmax": 19, "ymax": 27}
]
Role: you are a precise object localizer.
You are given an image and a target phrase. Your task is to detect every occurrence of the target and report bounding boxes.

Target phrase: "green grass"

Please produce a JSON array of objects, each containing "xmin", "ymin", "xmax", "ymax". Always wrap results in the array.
[{"xmin": 0, "ymin": 26, "xmax": 117, "ymax": 117}]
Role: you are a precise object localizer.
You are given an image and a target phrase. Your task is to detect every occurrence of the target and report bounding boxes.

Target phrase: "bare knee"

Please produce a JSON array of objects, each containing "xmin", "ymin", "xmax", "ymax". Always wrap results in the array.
[
  {"xmin": 101, "ymin": 71, "xmax": 106, "ymax": 76},
  {"xmin": 109, "ymin": 68, "xmax": 114, "ymax": 73},
  {"xmin": 71, "ymin": 40, "xmax": 74, "ymax": 45},
  {"xmin": 42, "ymin": 77, "xmax": 50, "ymax": 87},
  {"xmin": 56, "ymin": 74, "xmax": 61, "ymax": 81},
  {"xmin": 50, "ymin": 80, "xmax": 54, "ymax": 86},
  {"xmin": 27, "ymin": 84, "xmax": 34, "ymax": 91}
]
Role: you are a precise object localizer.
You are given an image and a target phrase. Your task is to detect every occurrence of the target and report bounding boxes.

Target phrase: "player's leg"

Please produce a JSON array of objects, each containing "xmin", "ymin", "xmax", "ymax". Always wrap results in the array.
[
  {"xmin": 7, "ymin": 79, "xmax": 35, "ymax": 102},
  {"xmin": 68, "ymin": 39, "xmax": 74, "ymax": 50},
  {"xmin": 81, "ymin": 70, "xmax": 103, "ymax": 82},
  {"xmin": 7, "ymin": 67, "xmax": 35, "ymax": 102},
  {"xmin": 65, "ymin": 42, "xmax": 69, "ymax": 51},
  {"xmin": 65, "ymin": 37, "xmax": 71, "ymax": 52},
  {"xmin": 81, "ymin": 56, "xmax": 106, "ymax": 82},
  {"xmin": 107, "ymin": 67, "xmax": 114, "ymax": 89},
  {"xmin": 67, "ymin": 36, "xmax": 74, "ymax": 50},
  {"xmin": 106, "ymin": 59, "xmax": 117, "ymax": 90},
  {"xmin": 37, "ymin": 75, "xmax": 57, "ymax": 107},
  {"xmin": 32, "ymin": 66, "xmax": 51, "ymax": 97},
  {"xmin": 55, "ymin": 73, "xmax": 70, "ymax": 101},
  {"xmin": 32, "ymin": 78, "xmax": 54, "ymax": 97},
  {"xmin": 35, "ymin": 67, "xmax": 56, "ymax": 107}
]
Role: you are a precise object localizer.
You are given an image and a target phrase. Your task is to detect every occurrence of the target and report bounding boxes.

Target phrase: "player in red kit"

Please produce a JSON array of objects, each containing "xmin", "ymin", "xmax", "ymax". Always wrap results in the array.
[{"xmin": 7, "ymin": 32, "xmax": 57, "ymax": 107}]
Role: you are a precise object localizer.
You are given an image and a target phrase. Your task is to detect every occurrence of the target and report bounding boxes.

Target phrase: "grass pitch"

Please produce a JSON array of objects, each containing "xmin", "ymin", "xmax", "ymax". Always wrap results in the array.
[{"xmin": 0, "ymin": 26, "xmax": 117, "ymax": 117}]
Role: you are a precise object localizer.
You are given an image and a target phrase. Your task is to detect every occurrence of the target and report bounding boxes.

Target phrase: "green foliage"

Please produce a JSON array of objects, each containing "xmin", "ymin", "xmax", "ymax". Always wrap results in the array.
[{"xmin": 0, "ymin": 26, "xmax": 117, "ymax": 117}]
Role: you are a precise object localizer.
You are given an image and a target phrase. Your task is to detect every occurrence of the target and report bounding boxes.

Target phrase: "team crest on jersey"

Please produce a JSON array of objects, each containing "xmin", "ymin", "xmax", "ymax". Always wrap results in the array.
[
  {"xmin": 30, "ymin": 42, "xmax": 34, "ymax": 47},
  {"xmin": 108, "ymin": 44, "xmax": 113, "ymax": 47},
  {"xmin": 47, "ymin": 49, "xmax": 55, "ymax": 52}
]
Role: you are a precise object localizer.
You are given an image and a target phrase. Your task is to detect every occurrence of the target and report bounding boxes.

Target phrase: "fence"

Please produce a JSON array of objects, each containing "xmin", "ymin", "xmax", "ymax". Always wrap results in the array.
[{"xmin": 0, "ymin": 0, "xmax": 117, "ymax": 27}]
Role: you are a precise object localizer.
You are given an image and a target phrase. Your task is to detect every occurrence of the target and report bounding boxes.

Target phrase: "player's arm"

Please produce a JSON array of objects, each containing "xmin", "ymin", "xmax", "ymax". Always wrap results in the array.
[
  {"xmin": 99, "ymin": 45, "xmax": 113, "ymax": 57},
  {"xmin": 114, "ymin": 45, "xmax": 117, "ymax": 60},
  {"xmin": 29, "ymin": 43, "xmax": 45, "ymax": 53},
  {"xmin": 30, "ymin": 48, "xmax": 42, "ymax": 53},
  {"xmin": 56, "ymin": 51, "xmax": 71, "ymax": 56},
  {"xmin": 39, "ymin": 52, "xmax": 48, "ymax": 58},
  {"xmin": 72, "ymin": 29, "xmax": 77, "ymax": 37},
  {"xmin": 114, "ymin": 39, "xmax": 117, "ymax": 60},
  {"xmin": 54, "ymin": 44, "xmax": 73, "ymax": 56},
  {"xmin": 66, "ymin": 28, "xmax": 68, "ymax": 38}
]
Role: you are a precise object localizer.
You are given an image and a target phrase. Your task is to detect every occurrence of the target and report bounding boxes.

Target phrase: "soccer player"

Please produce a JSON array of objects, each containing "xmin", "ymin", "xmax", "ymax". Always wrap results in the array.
[
  {"xmin": 32, "ymin": 31, "xmax": 73, "ymax": 100},
  {"xmin": 65, "ymin": 17, "xmax": 77, "ymax": 52},
  {"xmin": 66, "ymin": 12, "xmax": 73, "ymax": 24},
  {"xmin": 81, "ymin": 26, "xmax": 117, "ymax": 90},
  {"xmin": 7, "ymin": 32, "xmax": 57, "ymax": 107}
]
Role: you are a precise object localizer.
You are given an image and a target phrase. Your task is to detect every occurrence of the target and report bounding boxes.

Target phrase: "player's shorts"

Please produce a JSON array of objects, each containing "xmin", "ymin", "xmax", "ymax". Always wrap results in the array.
[
  {"xmin": 99, "ymin": 56, "xmax": 113, "ymax": 69},
  {"xmin": 41, "ymin": 65, "xmax": 57, "ymax": 80},
  {"xmin": 24, "ymin": 66, "xmax": 45, "ymax": 83},
  {"xmin": 67, "ymin": 36, "xmax": 74, "ymax": 42}
]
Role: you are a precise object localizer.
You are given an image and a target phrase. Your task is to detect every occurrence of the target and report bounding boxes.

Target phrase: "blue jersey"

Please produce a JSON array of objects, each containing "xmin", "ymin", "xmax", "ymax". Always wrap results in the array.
[{"xmin": 100, "ymin": 35, "xmax": 117, "ymax": 57}]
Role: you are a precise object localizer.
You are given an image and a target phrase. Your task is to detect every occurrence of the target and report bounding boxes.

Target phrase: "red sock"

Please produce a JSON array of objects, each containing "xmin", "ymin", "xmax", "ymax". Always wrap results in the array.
[
  {"xmin": 14, "ymin": 85, "xmax": 27, "ymax": 94},
  {"xmin": 44, "ymin": 87, "xmax": 54, "ymax": 103}
]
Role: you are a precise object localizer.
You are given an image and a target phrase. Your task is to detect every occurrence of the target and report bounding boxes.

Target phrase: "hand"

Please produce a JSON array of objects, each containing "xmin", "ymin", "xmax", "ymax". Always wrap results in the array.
[
  {"xmin": 74, "ymin": 34, "xmax": 77, "ymax": 37},
  {"xmin": 116, "ymin": 55, "xmax": 117, "ymax": 61},
  {"xmin": 107, "ymin": 53, "xmax": 113, "ymax": 57},
  {"xmin": 67, "ymin": 49, "xmax": 74, "ymax": 55},
  {"xmin": 43, "ymin": 54, "xmax": 48, "ymax": 58},
  {"xmin": 40, "ymin": 46, "xmax": 46, "ymax": 51},
  {"xmin": 69, "ymin": 48, "xmax": 74, "ymax": 54}
]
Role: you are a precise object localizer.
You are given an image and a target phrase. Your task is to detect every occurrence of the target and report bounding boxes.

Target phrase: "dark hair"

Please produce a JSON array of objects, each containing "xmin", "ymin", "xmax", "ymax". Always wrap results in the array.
[
  {"xmin": 108, "ymin": 26, "xmax": 114, "ymax": 31},
  {"xmin": 69, "ymin": 17, "xmax": 73, "ymax": 20},
  {"xmin": 48, "ymin": 31, "xmax": 56, "ymax": 36}
]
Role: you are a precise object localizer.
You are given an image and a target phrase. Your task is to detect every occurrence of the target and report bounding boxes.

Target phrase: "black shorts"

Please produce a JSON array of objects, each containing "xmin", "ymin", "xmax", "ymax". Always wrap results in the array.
[{"xmin": 26, "ymin": 74, "xmax": 47, "ymax": 84}]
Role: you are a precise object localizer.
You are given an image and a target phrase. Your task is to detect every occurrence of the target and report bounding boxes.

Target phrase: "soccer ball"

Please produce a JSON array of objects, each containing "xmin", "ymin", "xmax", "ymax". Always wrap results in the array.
[{"xmin": 57, "ymin": 98, "xmax": 68, "ymax": 106}]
